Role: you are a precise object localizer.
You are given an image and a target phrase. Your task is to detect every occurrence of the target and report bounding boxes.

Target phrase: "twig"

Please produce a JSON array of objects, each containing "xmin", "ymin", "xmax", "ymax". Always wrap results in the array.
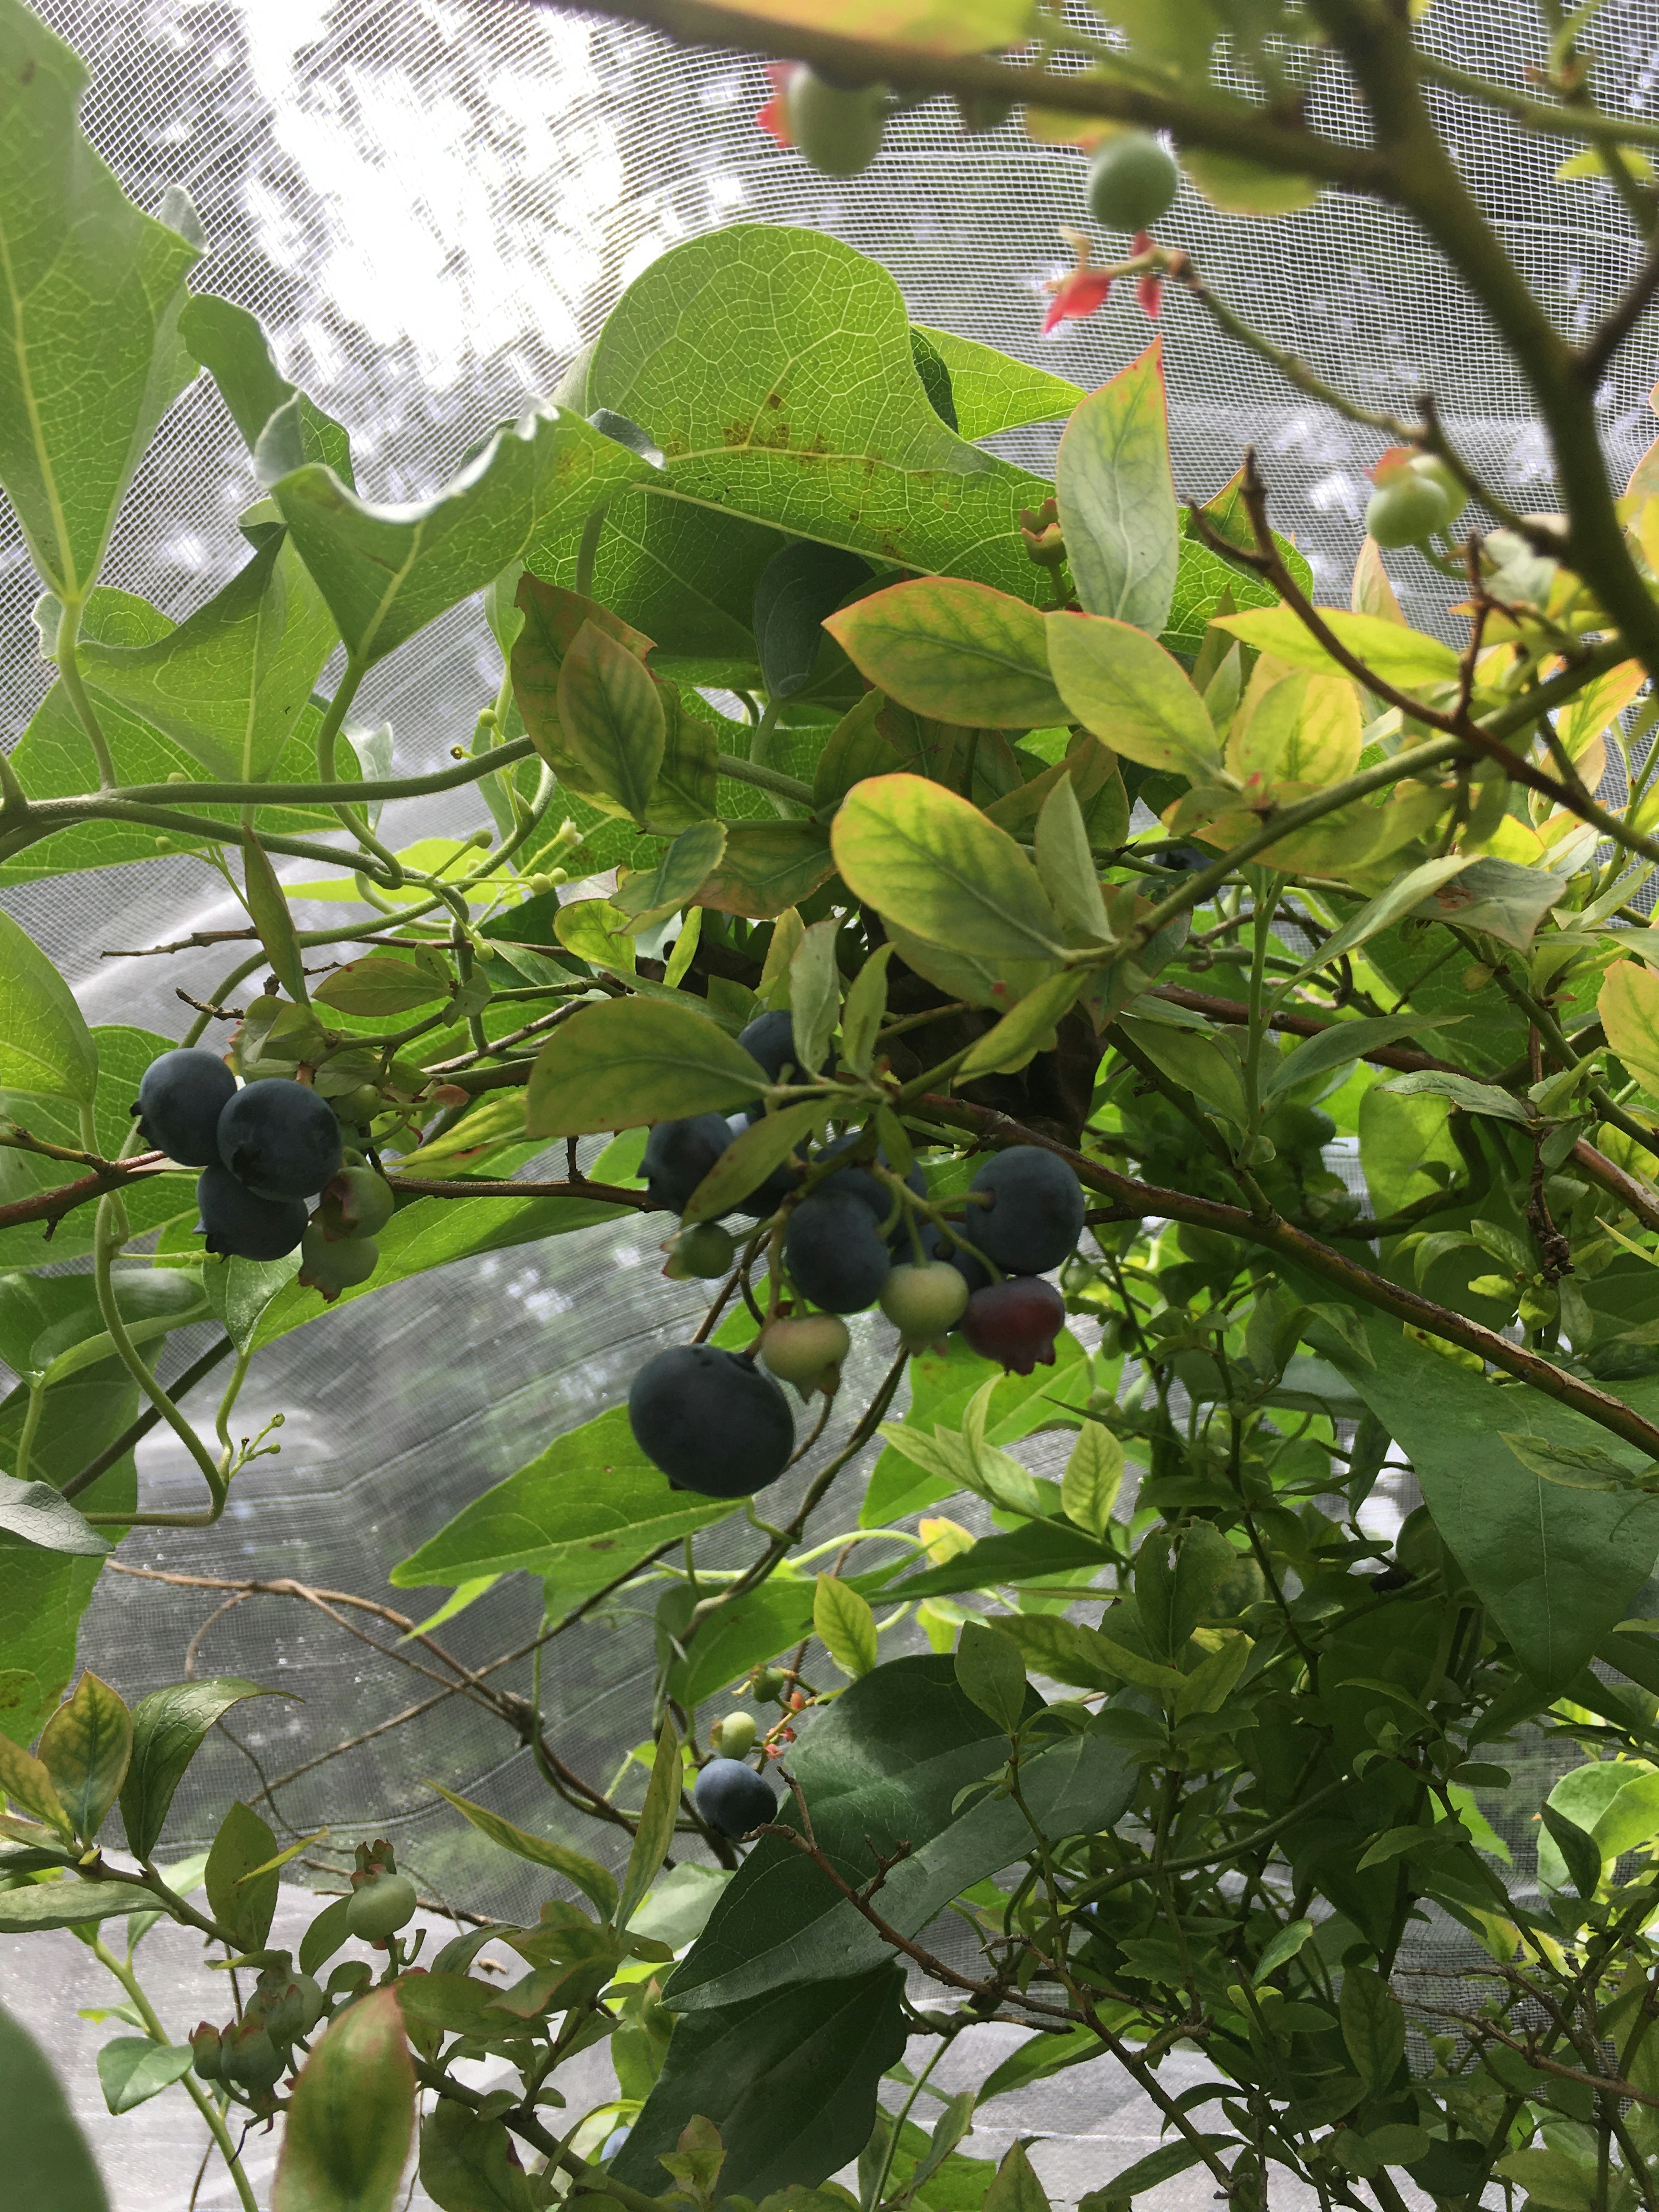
[{"xmin": 1577, "ymin": 235, "xmax": 1659, "ymax": 384}]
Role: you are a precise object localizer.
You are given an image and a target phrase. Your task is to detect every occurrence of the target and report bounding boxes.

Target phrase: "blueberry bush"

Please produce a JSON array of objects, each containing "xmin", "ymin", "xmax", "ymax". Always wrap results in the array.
[{"xmin": 12, "ymin": 1, "xmax": 1659, "ymax": 2208}]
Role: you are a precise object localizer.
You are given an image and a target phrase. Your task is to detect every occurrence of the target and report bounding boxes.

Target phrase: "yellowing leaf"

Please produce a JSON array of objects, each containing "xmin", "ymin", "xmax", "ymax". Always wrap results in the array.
[
  {"xmin": 813, "ymin": 1575, "xmax": 879, "ymax": 1679},
  {"xmin": 1046, "ymin": 610, "xmax": 1224, "ymax": 784},
  {"xmin": 1216, "ymin": 607, "xmax": 1459, "ymax": 694},
  {"xmin": 1601, "ymin": 961, "xmax": 1659, "ymax": 1100},
  {"xmin": 1226, "ymin": 669, "xmax": 1361, "ymax": 794}
]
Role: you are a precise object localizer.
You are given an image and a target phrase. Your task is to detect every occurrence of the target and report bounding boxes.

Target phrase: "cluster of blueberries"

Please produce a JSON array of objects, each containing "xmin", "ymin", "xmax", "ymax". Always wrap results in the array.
[
  {"xmin": 134, "ymin": 1048, "xmax": 394, "ymax": 1300},
  {"xmin": 626, "ymin": 1011, "xmax": 1087, "ymax": 1504}
]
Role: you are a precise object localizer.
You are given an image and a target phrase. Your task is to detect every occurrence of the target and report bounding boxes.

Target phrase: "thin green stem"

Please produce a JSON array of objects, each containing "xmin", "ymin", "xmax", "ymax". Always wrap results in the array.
[
  {"xmin": 715, "ymin": 750, "xmax": 816, "ymax": 808},
  {"xmin": 864, "ymin": 2034, "xmax": 953, "ymax": 2212},
  {"xmin": 313, "ymin": 658, "xmax": 366, "ymax": 783},
  {"xmin": 13, "ymin": 1380, "xmax": 44, "ymax": 1484},
  {"xmin": 54, "ymin": 599, "xmax": 119, "ymax": 790},
  {"xmin": 85, "ymin": 1931, "xmax": 257, "ymax": 2212}
]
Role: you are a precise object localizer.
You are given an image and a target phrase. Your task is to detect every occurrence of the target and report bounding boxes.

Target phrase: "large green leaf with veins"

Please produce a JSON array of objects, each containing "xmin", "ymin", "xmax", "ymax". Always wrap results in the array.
[
  {"xmin": 579, "ymin": 226, "xmax": 1053, "ymax": 599},
  {"xmin": 0, "ymin": 0, "xmax": 200, "ymax": 599},
  {"xmin": 270, "ymin": 405, "xmax": 653, "ymax": 665},
  {"xmin": 180, "ymin": 292, "xmax": 353, "ymax": 484},
  {"xmin": 46, "ymin": 534, "xmax": 337, "ymax": 782}
]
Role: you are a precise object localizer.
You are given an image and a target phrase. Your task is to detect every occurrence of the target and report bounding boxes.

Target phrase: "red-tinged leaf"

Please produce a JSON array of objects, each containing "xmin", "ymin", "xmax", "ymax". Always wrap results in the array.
[{"xmin": 273, "ymin": 1985, "xmax": 414, "ymax": 2212}]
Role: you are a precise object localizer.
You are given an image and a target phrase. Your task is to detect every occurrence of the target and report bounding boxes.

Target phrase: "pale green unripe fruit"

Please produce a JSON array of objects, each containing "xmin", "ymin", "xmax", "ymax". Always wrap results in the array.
[
  {"xmin": 712, "ymin": 1710, "xmax": 757, "ymax": 1758},
  {"xmin": 760, "ymin": 1313, "xmax": 851, "ymax": 1399},
  {"xmin": 879, "ymin": 1260, "xmax": 969, "ymax": 1348},
  {"xmin": 1087, "ymin": 132, "xmax": 1179, "ymax": 231},
  {"xmin": 785, "ymin": 67, "xmax": 887, "ymax": 177},
  {"xmin": 1366, "ymin": 472, "xmax": 1451, "ymax": 548},
  {"xmin": 346, "ymin": 1869, "xmax": 417, "ymax": 1941}
]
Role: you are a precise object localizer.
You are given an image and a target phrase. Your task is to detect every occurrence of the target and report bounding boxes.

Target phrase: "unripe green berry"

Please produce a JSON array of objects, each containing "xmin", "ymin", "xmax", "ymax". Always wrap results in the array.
[
  {"xmin": 298, "ymin": 1223, "xmax": 379, "ymax": 1303},
  {"xmin": 665, "ymin": 1220, "xmax": 736, "ymax": 1280},
  {"xmin": 1408, "ymin": 451, "xmax": 1468, "ymax": 526},
  {"xmin": 760, "ymin": 1313, "xmax": 851, "ymax": 1400},
  {"xmin": 785, "ymin": 66, "xmax": 888, "ymax": 177},
  {"xmin": 1087, "ymin": 132, "xmax": 1179, "ymax": 231},
  {"xmin": 1366, "ymin": 472, "xmax": 1451, "ymax": 548},
  {"xmin": 712, "ymin": 1710, "xmax": 757, "ymax": 1759},
  {"xmin": 346, "ymin": 1869, "xmax": 418, "ymax": 1941},
  {"xmin": 879, "ymin": 1260, "xmax": 969, "ymax": 1349},
  {"xmin": 751, "ymin": 1666, "xmax": 787, "ymax": 1703},
  {"xmin": 315, "ymin": 1163, "xmax": 396, "ymax": 1240}
]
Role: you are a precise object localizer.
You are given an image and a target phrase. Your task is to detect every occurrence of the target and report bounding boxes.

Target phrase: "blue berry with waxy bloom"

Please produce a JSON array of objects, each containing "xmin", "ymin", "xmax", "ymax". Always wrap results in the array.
[
  {"xmin": 784, "ymin": 1189, "xmax": 891, "ymax": 1313},
  {"xmin": 969, "ymin": 1146, "xmax": 1085, "ymax": 1276},
  {"xmin": 217, "ymin": 1078, "xmax": 343, "ymax": 1201},
  {"xmin": 196, "ymin": 1165, "xmax": 307, "ymax": 1262},
  {"xmin": 642, "ymin": 1112, "xmax": 734, "ymax": 1217},
  {"xmin": 133, "ymin": 1047, "xmax": 236, "ymax": 1167},
  {"xmin": 694, "ymin": 1755, "xmax": 777, "ymax": 1840},
  {"xmin": 628, "ymin": 1344, "xmax": 795, "ymax": 1497}
]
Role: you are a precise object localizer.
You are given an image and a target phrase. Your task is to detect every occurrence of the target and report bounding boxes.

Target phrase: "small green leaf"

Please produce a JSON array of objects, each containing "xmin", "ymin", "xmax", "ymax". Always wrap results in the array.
[
  {"xmin": 694, "ymin": 820, "xmax": 837, "ymax": 921},
  {"xmin": 0, "ymin": 1999, "xmax": 109, "ymax": 2212},
  {"xmin": 839, "ymin": 946, "xmax": 893, "ymax": 1079},
  {"xmin": 682, "ymin": 1100, "xmax": 822, "ymax": 1226},
  {"xmin": 299, "ymin": 1894, "xmax": 353, "ymax": 1977},
  {"xmin": 832, "ymin": 773, "xmax": 1065, "ymax": 962},
  {"xmin": 788, "ymin": 918, "xmax": 842, "ymax": 1085},
  {"xmin": 35, "ymin": 1670, "xmax": 131, "ymax": 1844},
  {"xmin": 0, "ymin": 909, "xmax": 99, "ymax": 1108},
  {"xmin": 95, "ymin": 2036, "xmax": 194, "ymax": 2115},
  {"xmin": 242, "ymin": 833, "xmax": 310, "ymax": 1004},
  {"xmin": 180, "ymin": 293, "xmax": 353, "ymax": 482},
  {"xmin": 1253, "ymin": 1916, "xmax": 1315, "ymax": 1984},
  {"xmin": 0, "ymin": 1475, "xmax": 109, "ymax": 1557},
  {"xmin": 525, "ymin": 998, "xmax": 770, "ymax": 1140},
  {"xmin": 1378, "ymin": 1069, "xmax": 1532, "ymax": 1125},
  {"xmin": 1055, "ymin": 335, "xmax": 1178, "ymax": 637},
  {"xmin": 0, "ymin": 1729, "xmax": 73, "ymax": 1837},
  {"xmin": 1033, "ymin": 776, "xmax": 1109, "ymax": 942},
  {"xmin": 121, "ymin": 1679, "xmax": 283, "ymax": 1862},
  {"xmin": 1501, "ymin": 1432, "xmax": 1639, "ymax": 1492},
  {"xmin": 1338, "ymin": 1964, "xmax": 1405, "ymax": 2094},
  {"xmin": 616, "ymin": 820, "xmax": 728, "ymax": 924},
  {"xmin": 1216, "ymin": 606, "xmax": 1460, "ymax": 693},
  {"xmin": 953, "ymin": 1619, "xmax": 1027, "ymax": 1734},
  {"xmin": 426, "ymin": 1780, "xmax": 619, "ymax": 1919},
  {"xmin": 418, "ymin": 2100, "xmax": 533, "ymax": 2212},
  {"xmin": 1540, "ymin": 1803, "xmax": 1603, "ymax": 1899},
  {"xmin": 1046, "ymin": 610, "xmax": 1224, "ymax": 785},
  {"xmin": 205, "ymin": 1800, "xmax": 280, "ymax": 1953},
  {"xmin": 824, "ymin": 578, "xmax": 1066, "ymax": 728},
  {"xmin": 1078, "ymin": 2136, "xmax": 1234, "ymax": 2212},
  {"xmin": 618, "ymin": 1718, "xmax": 683, "ymax": 1932},
  {"xmin": 313, "ymin": 957, "xmax": 449, "ymax": 1017},
  {"xmin": 273, "ymin": 1984, "xmax": 414, "ymax": 2212},
  {"xmin": 0, "ymin": 1879, "xmax": 149, "ymax": 1932},
  {"xmin": 983, "ymin": 2140, "xmax": 1052, "ymax": 2212},
  {"xmin": 955, "ymin": 968, "xmax": 1089, "ymax": 1080},
  {"xmin": 814, "ymin": 1575, "xmax": 880, "ymax": 1679},
  {"xmin": 557, "ymin": 619, "xmax": 667, "ymax": 823},
  {"xmin": 1060, "ymin": 1422, "xmax": 1122, "ymax": 1539}
]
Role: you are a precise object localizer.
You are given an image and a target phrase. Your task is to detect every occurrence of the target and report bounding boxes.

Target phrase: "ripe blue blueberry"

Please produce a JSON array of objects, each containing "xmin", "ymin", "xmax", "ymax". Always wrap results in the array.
[
  {"xmin": 784, "ymin": 1190, "xmax": 891, "ymax": 1313},
  {"xmin": 217, "ymin": 1080, "xmax": 343, "ymax": 1201},
  {"xmin": 133, "ymin": 1048, "xmax": 237, "ymax": 1167},
  {"xmin": 196, "ymin": 1164, "xmax": 307, "ymax": 1261},
  {"xmin": 628, "ymin": 1344, "xmax": 795, "ymax": 1496},
  {"xmin": 693, "ymin": 1756, "xmax": 776, "ymax": 1840},
  {"xmin": 814, "ymin": 1129, "xmax": 925, "ymax": 1246},
  {"xmin": 642, "ymin": 1113, "xmax": 735, "ymax": 1216},
  {"xmin": 969, "ymin": 1146, "xmax": 1085, "ymax": 1276}
]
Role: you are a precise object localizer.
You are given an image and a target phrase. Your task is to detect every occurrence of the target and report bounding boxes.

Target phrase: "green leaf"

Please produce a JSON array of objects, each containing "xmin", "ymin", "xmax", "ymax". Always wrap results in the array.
[
  {"xmin": 840, "ymin": 945, "xmax": 892, "ymax": 1079},
  {"xmin": 754, "ymin": 540, "xmax": 871, "ymax": 699},
  {"xmin": 1338, "ymin": 1964, "xmax": 1405, "ymax": 2095},
  {"xmin": 120, "ymin": 1678, "xmax": 278, "ymax": 1861},
  {"xmin": 0, "ymin": 1999, "xmax": 108, "ymax": 2211},
  {"xmin": 683, "ymin": 1100, "xmax": 822, "ymax": 1225},
  {"xmin": 180, "ymin": 292, "xmax": 353, "ymax": 483},
  {"xmin": 205, "ymin": 1800, "xmax": 280, "ymax": 1953},
  {"xmin": 1600, "ymin": 960, "xmax": 1659, "ymax": 1099},
  {"xmin": 1262, "ymin": 1011, "xmax": 1464, "ymax": 1104},
  {"xmin": 832, "ymin": 773, "xmax": 1064, "ymax": 961},
  {"xmin": 1501, "ymin": 1432, "xmax": 1635, "ymax": 1492},
  {"xmin": 814, "ymin": 1576, "xmax": 879, "ymax": 1679},
  {"xmin": 273, "ymin": 1985, "xmax": 414, "ymax": 2212},
  {"xmin": 983, "ymin": 2141, "xmax": 1051, "ymax": 2212},
  {"xmin": 1056, "ymin": 336, "xmax": 1178, "ymax": 636},
  {"xmin": 953, "ymin": 1619, "xmax": 1027, "ymax": 1733},
  {"xmin": 1216, "ymin": 607, "xmax": 1460, "ymax": 693},
  {"xmin": 1118, "ymin": 1017, "xmax": 1248, "ymax": 1127},
  {"xmin": 789, "ymin": 917, "xmax": 842, "ymax": 1084},
  {"xmin": 616, "ymin": 820, "xmax": 728, "ymax": 923},
  {"xmin": 909, "ymin": 326, "xmax": 1082, "ymax": 440},
  {"xmin": 1295, "ymin": 855, "xmax": 1474, "ymax": 977},
  {"xmin": 96, "ymin": 2035, "xmax": 194, "ymax": 2115},
  {"xmin": 665, "ymin": 1656, "xmax": 1131, "ymax": 2014},
  {"xmin": 824, "ymin": 579, "xmax": 1066, "ymax": 728},
  {"xmin": 391, "ymin": 1405, "xmax": 731, "ymax": 1589},
  {"xmin": 418, "ymin": 2101, "xmax": 534, "ymax": 2212},
  {"xmin": 1376, "ymin": 1069, "xmax": 1532, "ymax": 1125},
  {"xmin": 890, "ymin": 1518, "xmax": 1110, "ymax": 1600},
  {"xmin": 1254, "ymin": 1916, "xmax": 1315, "ymax": 1983},
  {"xmin": 610, "ymin": 1967, "xmax": 908, "ymax": 2202},
  {"xmin": 0, "ymin": 909, "xmax": 99, "ymax": 1107},
  {"xmin": 1414, "ymin": 854, "xmax": 1564, "ymax": 953},
  {"xmin": 695, "ymin": 820, "xmax": 837, "ymax": 920},
  {"xmin": 271, "ymin": 406, "xmax": 649, "ymax": 666},
  {"xmin": 61, "ymin": 533, "xmax": 336, "ymax": 782},
  {"xmin": 1033, "ymin": 775, "xmax": 1109, "ymax": 942},
  {"xmin": 1060, "ymin": 1423, "xmax": 1123, "ymax": 1539},
  {"xmin": 0, "ymin": 1726, "xmax": 71, "ymax": 1834},
  {"xmin": 990, "ymin": 1613, "xmax": 1129, "ymax": 1694},
  {"xmin": 1046, "ymin": 611, "xmax": 1225, "ymax": 784},
  {"xmin": 35, "ymin": 1670, "xmax": 130, "ymax": 1843},
  {"xmin": 1591, "ymin": 1767, "xmax": 1659, "ymax": 1861},
  {"xmin": 427, "ymin": 1780, "xmax": 619, "ymax": 1918},
  {"xmin": 1080, "ymin": 2137, "xmax": 1234, "ymax": 2212},
  {"xmin": 312, "ymin": 957, "xmax": 450, "ymax": 1017},
  {"xmin": 954, "ymin": 968, "xmax": 1089, "ymax": 1079},
  {"xmin": 0, "ymin": 5, "xmax": 198, "ymax": 599},
  {"xmin": 525, "ymin": 997, "xmax": 769, "ymax": 1139},
  {"xmin": 584, "ymin": 226, "xmax": 1053, "ymax": 604},
  {"xmin": 557, "ymin": 619, "xmax": 667, "ymax": 822},
  {"xmin": 618, "ymin": 1718, "xmax": 681, "ymax": 1932},
  {"xmin": 1540, "ymin": 1803, "xmax": 1603, "ymax": 1898},
  {"xmin": 0, "ymin": 1475, "xmax": 108, "ymax": 1557},
  {"xmin": 0, "ymin": 1878, "xmax": 149, "ymax": 1932},
  {"xmin": 242, "ymin": 832, "xmax": 310, "ymax": 1004},
  {"xmin": 658, "ymin": 1576, "xmax": 817, "ymax": 1714}
]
